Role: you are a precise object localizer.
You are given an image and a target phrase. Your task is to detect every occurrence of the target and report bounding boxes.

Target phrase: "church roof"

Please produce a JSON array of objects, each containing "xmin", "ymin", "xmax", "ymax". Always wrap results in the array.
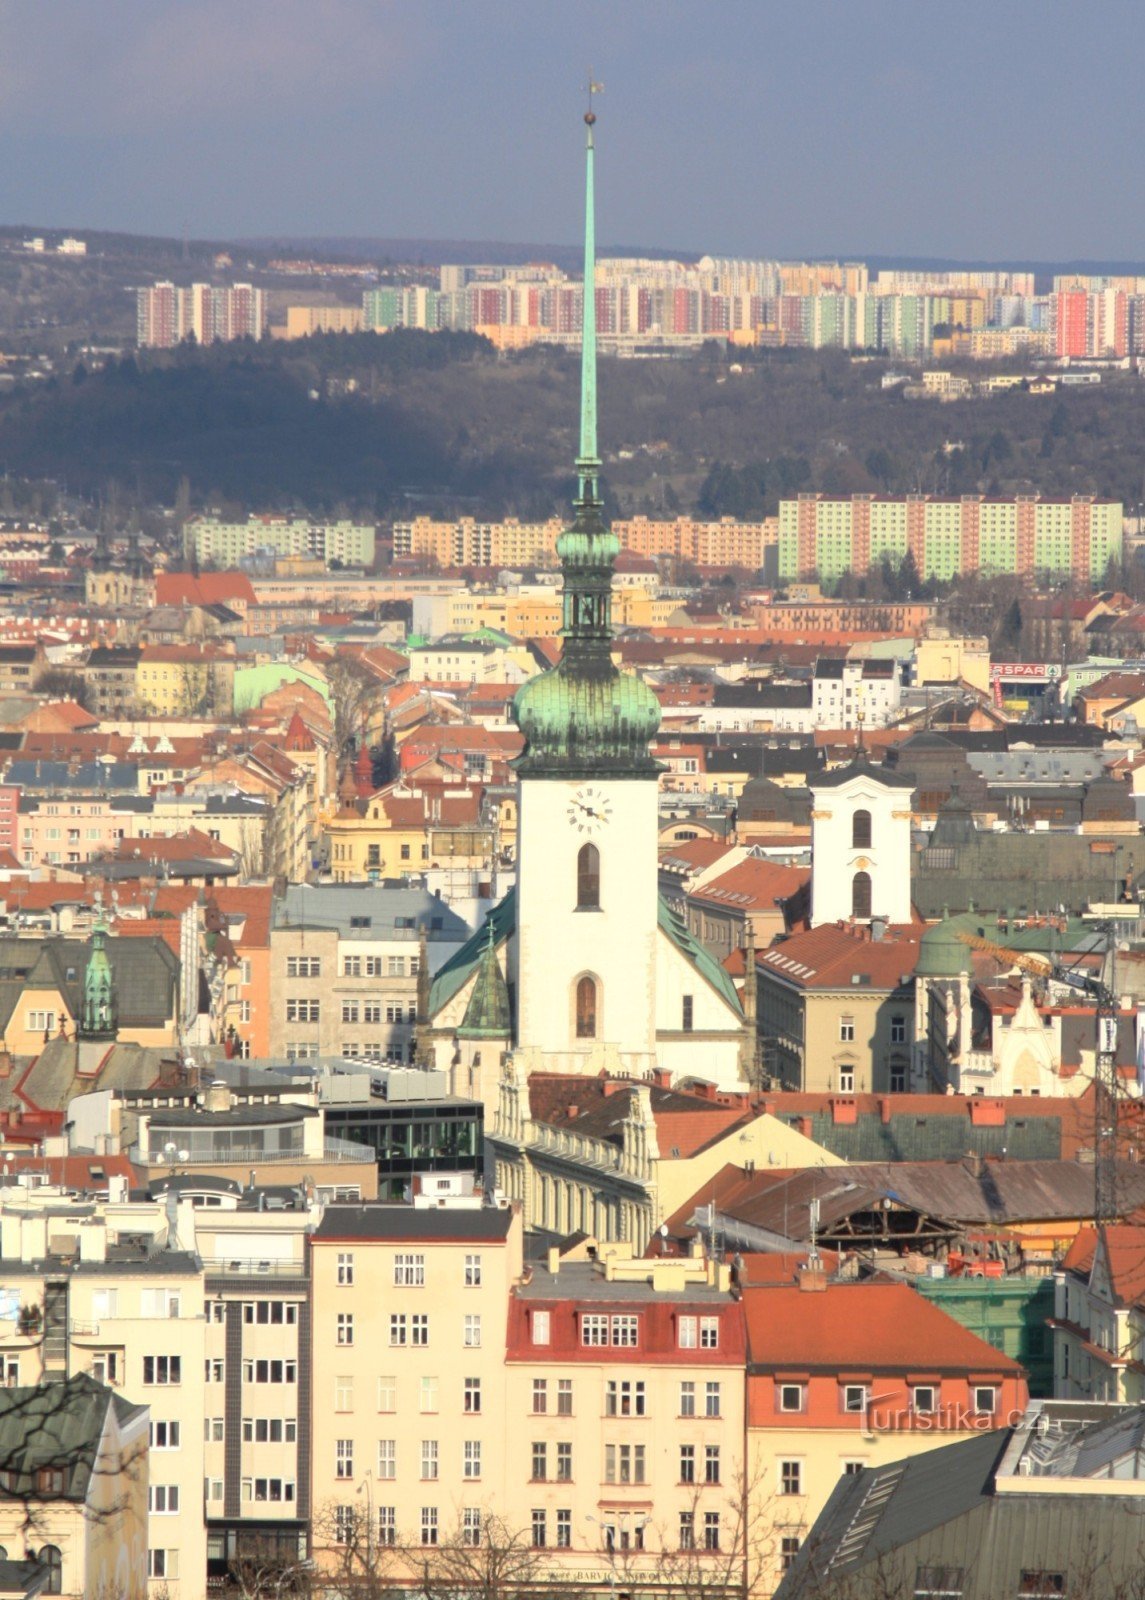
[
  {"xmin": 457, "ymin": 922, "xmax": 512, "ymax": 1039},
  {"xmin": 429, "ymin": 889, "xmax": 516, "ymax": 1018},
  {"xmin": 658, "ymin": 899, "xmax": 742, "ymax": 1014}
]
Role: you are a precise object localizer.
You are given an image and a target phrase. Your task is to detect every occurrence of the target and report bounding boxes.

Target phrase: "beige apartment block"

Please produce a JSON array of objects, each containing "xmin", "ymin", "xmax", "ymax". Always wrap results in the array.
[{"xmin": 308, "ymin": 1201, "xmax": 523, "ymax": 1575}]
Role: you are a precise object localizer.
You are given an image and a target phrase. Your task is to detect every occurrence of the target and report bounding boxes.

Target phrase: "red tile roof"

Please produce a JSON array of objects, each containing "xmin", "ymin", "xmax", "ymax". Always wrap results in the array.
[
  {"xmin": 690, "ymin": 857, "xmax": 810, "ymax": 913},
  {"xmin": 742, "ymin": 1279, "xmax": 1024, "ymax": 1372},
  {"xmin": 156, "ymin": 571, "xmax": 256, "ymax": 608},
  {"xmin": 758, "ymin": 922, "xmax": 922, "ymax": 990}
]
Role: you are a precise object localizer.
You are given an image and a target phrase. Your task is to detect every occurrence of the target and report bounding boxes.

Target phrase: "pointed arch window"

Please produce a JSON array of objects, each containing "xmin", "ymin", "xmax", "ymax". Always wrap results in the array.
[
  {"xmin": 852, "ymin": 809, "xmax": 872, "ymax": 849},
  {"xmin": 852, "ymin": 871, "xmax": 872, "ymax": 921},
  {"xmin": 575, "ymin": 976, "xmax": 599, "ymax": 1040},
  {"xmin": 576, "ymin": 842, "xmax": 600, "ymax": 909}
]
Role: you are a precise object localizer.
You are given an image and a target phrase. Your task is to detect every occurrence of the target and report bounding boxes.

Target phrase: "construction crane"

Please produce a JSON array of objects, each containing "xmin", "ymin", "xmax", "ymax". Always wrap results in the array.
[{"xmin": 955, "ymin": 927, "xmax": 1121, "ymax": 1222}]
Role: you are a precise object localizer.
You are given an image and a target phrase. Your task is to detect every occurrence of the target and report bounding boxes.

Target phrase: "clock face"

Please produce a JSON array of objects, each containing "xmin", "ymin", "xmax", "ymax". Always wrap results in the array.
[{"xmin": 566, "ymin": 784, "xmax": 613, "ymax": 833}]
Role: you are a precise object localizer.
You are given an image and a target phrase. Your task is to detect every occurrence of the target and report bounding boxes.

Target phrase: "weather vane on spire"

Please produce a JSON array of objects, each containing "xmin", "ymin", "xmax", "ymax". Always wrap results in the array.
[{"xmin": 585, "ymin": 69, "xmax": 603, "ymax": 125}]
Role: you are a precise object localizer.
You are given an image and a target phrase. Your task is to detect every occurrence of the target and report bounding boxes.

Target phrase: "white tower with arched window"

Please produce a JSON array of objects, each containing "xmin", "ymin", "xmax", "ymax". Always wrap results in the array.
[{"xmin": 809, "ymin": 762, "xmax": 915, "ymax": 926}]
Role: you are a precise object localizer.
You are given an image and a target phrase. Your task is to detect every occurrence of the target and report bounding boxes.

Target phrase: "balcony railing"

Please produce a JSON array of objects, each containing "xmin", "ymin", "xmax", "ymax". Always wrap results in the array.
[{"xmin": 135, "ymin": 1137, "xmax": 375, "ymax": 1167}]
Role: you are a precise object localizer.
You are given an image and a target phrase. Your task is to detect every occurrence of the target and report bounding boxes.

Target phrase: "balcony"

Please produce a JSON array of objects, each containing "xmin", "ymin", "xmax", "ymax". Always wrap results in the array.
[{"xmin": 134, "ymin": 1136, "xmax": 375, "ymax": 1167}]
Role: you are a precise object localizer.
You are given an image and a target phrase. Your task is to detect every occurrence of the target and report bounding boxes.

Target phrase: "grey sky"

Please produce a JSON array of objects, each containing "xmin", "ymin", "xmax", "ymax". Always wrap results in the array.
[{"xmin": 0, "ymin": 0, "xmax": 1139, "ymax": 261}]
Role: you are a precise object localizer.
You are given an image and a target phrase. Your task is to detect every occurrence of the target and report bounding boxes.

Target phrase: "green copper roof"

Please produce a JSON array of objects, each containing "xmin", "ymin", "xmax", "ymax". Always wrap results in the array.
[
  {"xmin": 511, "ymin": 106, "xmax": 660, "ymax": 780},
  {"xmin": 658, "ymin": 897, "xmax": 743, "ymax": 1016},
  {"xmin": 457, "ymin": 920, "xmax": 512, "ymax": 1039},
  {"xmin": 81, "ymin": 912, "xmax": 116, "ymax": 1038},
  {"xmin": 429, "ymin": 889, "xmax": 516, "ymax": 1019},
  {"xmin": 916, "ymin": 911, "xmax": 974, "ymax": 979}
]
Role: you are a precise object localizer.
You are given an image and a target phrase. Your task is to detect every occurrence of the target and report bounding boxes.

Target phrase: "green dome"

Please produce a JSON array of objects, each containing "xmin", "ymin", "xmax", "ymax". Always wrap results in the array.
[
  {"xmin": 513, "ymin": 661, "xmax": 661, "ymax": 778},
  {"xmin": 916, "ymin": 914, "xmax": 971, "ymax": 979}
]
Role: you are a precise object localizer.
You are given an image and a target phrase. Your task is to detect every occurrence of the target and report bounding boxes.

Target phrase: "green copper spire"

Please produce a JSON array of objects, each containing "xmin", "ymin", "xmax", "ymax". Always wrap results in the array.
[
  {"xmin": 577, "ymin": 97, "xmax": 599, "ymax": 508},
  {"xmin": 81, "ymin": 907, "xmax": 116, "ymax": 1040},
  {"xmin": 457, "ymin": 921, "xmax": 511, "ymax": 1040},
  {"xmin": 511, "ymin": 92, "xmax": 661, "ymax": 780}
]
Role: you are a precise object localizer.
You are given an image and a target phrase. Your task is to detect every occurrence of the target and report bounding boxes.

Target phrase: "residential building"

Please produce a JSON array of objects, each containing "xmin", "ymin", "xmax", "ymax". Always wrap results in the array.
[
  {"xmin": 183, "ymin": 515, "xmax": 376, "ymax": 570},
  {"xmin": 810, "ymin": 658, "xmax": 903, "ymax": 731},
  {"xmin": 1052, "ymin": 1223, "xmax": 1145, "ymax": 1403},
  {"xmin": 281, "ymin": 305, "xmax": 365, "ymax": 338},
  {"xmin": 136, "ymin": 281, "xmax": 267, "ymax": 347},
  {"xmin": 744, "ymin": 1272, "xmax": 1027, "ymax": 1591},
  {"xmin": 777, "ymin": 492, "xmax": 1122, "ymax": 584},
  {"xmin": 307, "ymin": 1200, "xmax": 523, "ymax": 1579},
  {"xmin": 268, "ymin": 884, "xmax": 470, "ymax": 1063}
]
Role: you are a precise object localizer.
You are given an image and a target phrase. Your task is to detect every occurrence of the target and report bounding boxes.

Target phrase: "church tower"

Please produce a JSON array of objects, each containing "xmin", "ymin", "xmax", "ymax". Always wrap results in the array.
[
  {"xmin": 510, "ymin": 98, "xmax": 662, "ymax": 1070},
  {"xmin": 80, "ymin": 910, "xmax": 117, "ymax": 1040}
]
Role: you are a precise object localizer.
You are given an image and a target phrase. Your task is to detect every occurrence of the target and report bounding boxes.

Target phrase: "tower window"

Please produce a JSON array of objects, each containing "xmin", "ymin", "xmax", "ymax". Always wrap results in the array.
[
  {"xmin": 575, "ymin": 976, "xmax": 598, "ymax": 1040},
  {"xmin": 682, "ymin": 995, "xmax": 694, "ymax": 1033},
  {"xmin": 576, "ymin": 842, "xmax": 600, "ymax": 909},
  {"xmin": 852, "ymin": 871, "xmax": 872, "ymax": 920},
  {"xmin": 852, "ymin": 809, "xmax": 872, "ymax": 849}
]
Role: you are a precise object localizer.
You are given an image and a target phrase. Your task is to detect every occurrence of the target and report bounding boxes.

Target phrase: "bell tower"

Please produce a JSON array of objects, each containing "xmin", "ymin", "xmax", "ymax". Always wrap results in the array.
[{"xmin": 510, "ymin": 93, "xmax": 662, "ymax": 1071}]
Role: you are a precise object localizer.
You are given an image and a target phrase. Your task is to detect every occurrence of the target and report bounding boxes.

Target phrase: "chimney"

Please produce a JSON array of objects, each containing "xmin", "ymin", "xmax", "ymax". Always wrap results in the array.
[{"xmin": 797, "ymin": 1263, "xmax": 828, "ymax": 1292}]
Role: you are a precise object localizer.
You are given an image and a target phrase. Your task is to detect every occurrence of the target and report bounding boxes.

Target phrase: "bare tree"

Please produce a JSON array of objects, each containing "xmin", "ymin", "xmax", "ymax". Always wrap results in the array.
[{"xmin": 324, "ymin": 655, "xmax": 383, "ymax": 760}]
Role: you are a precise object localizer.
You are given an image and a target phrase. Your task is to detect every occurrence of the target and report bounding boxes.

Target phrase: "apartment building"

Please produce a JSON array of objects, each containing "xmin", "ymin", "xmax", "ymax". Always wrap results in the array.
[
  {"xmin": 183, "ymin": 515, "xmax": 376, "ymax": 570},
  {"xmin": 778, "ymin": 492, "xmax": 1123, "ymax": 584},
  {"xmin": 744, "ymin": 1271, "xmax": 1027, "ymax": 1591},
  {"xmin": 393, "ymin": 516, "xmax": 563, "ymax": 569},
  {"xmin": 308, "ymin": 1200, "xmax": 523, "ymax": 1573},
  {"xmin": 614, "ymin": 515, "xmax": 777, "ymax": 571},
  {"xmin": 503, "ymin": 1245, "xmax": 748, "ymax": 1594},
  {"xmin": 1051, "ymin": 1223, "xmax": 1145, "ymax": 1403},
  {"xmin": 136, "ymin": 282, "xmax": 267, "ymax": 348},
  {"xmin": 268, "ymin": 884, "xmax": 470, "ymax": 1063}
]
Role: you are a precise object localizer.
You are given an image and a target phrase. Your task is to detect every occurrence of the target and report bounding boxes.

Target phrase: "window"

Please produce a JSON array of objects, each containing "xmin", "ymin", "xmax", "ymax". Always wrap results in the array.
[
  {"xmin": 464, "ymin": 1314, "xmax": 482, "ymax": 1347},
  {"xmin": 334, "ymin": 1506, "xmax": 356, "ymax": 1546},
  {"xmin": 575, "ymin": 974, "xmax": 598, "ymax": 1039},
  {"xmin": 705, "ymin": 1444, "xmax": 721, "ymax": 1484},
  {"xmin": 679, "ymin": 1316, "xmax": 697, "ymax": 1349},
  {"xmin": 143, "ymin": 1356, "xmax": 181, "ymax": 1386},
  {"xmin": 891, "ymin": 1014, "xmax": 907, "ymax": 1044},
  {"xmin": 532, "ymin": 1311, "xmax": 550, "ymax": 1346},
  {"xmin": 705, "ymin": 1380, "xmax": 721, "ymax": 1417},
  {"xmin": 241, "ymin": 1419, "xmax": 296, "ymax": 1443},
  {"xmin": 39, "ymin": 1547, "xmax": 62, "ymax": 1595},
  {"xmin": 378, "ymin": 1507, "xmax": 397, "ymax": 1547},
  {"xmin": 286, "ymin": 956, "xmax": 321, "ymax": 977},
  {"xmin": 842, "ymin": 1384, "xmax": 868, "ymax": 1413},
  {"xmin": 780, "ymin": 1534, "xmax": 799, "ymax": 1570},
  {"xmin": 838, "ymin": 1065, "xmax": 855, "ymax": 1094},
  {"xmin": 554, "ymin": 1440, "xmax": 573, "ymax": 1482},
  {"xmin": 243, "ymin": 1301, "xmax": 298, "ymax": 1325},
  {"xmin": 891, "ymin": 1065, "xmax": 907, "ymax": 1093},
  {"xmin": 337, "ymin": 1313, "xmax": 354, "ymax": 1346},
  {"xmin": 205, "ymin": 1358, "xmax": 224, "ymax": 1383},
  {"xmin": 242, "ymin": 1359, "xmax": 296, "ymax": 1383},
  {"xmin": 852, "ymin": 808, "xmax": 872, "ymax": 849},
  {"xmin": 204, "ymin": 1417, "xmax": 224, "ymax": 1441},
  {"xmin": 532, "ymin": 1509, "xmax": 547, "ymax": 1549},
  {"xmin": 285, "ymin": 998, "xmax": 320, "ymax": 1023},
  {"xmin": 700, "ymin": 1316, "xmax": 719, "ymax": 1348},
  {"xmin": 148, "ymin": 1550, "xmax": 178, "ymax": 1581},
  {"xmin": 839, "ymin": 1014, "xmax": 855, "ymax": 1042},
  {"xmin": 463, "ymin": 1440, "xmax": 481, "ymax": 1480},
  {"xmin": 557, "ymin": 1509, "xmax": 572, "ymax": 1548},
  {"xmin": 462, "ymin": 1508, "xmax": 481, "ymax": 1548},
  {"xmin": 913, "ymin": 1568, "xmax": 965, "ymax": 1598},
  {"xmin": 378, "ymin": 1375, "xmax": 396, "ymax": 1412},
  {"xmin": 852, "ymin": 870, "xmax": 872, "ymax": 920},
  {"xmin": 680, "ymin": 1444, "xmax": 696, "ymax": 1483},
  {"xmin": 680, "ymin": 1380, "xmax": 696, "ymax": 1416},
  {"xmin": 150, "ymin": 1485, "xmax": 179, "ymax": 1513},
  {"xmin": 679, "ymin": 1511, "xmax": 695, "ymax": 1550},
  {"xmin": 682, "ymin": 994, "xmax": 694, "ymax": 1032},
  {"xmin": 780, "ymin": 1460, "xmax": 802, "ymax": 1495},
  {"xmin": 421, "ymin": 1507, "xmax": 438, "ymax": 1547},
  {"xmin": 364, "ymin": 1001, "xmax": 382, "ymax": 1024},
  {"xmin": 582, "ymin": 1314, "xmax": 609, "ymax": 1347},
  {"xmin": 420, "ymin": 1376, "xmax": 439, "ymax": 1413},
  {"xmin": 337, "ymin": 1252, "xmax": 354, "ymax": 1285},
  {"xmin": 912, "ymin": 1385, "xmax": 937, "ymax": 1415},
  {"xmin": 974, "ymin": 1385, "xmax": 997, "ymax": 1414},
  {"xmin": 395, "ymin": 1252, "xmax": 426, "ymax": 1287},
  {"xmin": 421, "ymin": 1440, "xmax": 439, "ymax": 1481},
  {"xmin": 341, "ymin": 1000, "xmax": 360, "ymax": 1024},
  {"xmin": 464, "ymin": 1253, "xmax": 482, "ymax": 1286},
  {"xmin": 336, "ymin": 1439, "xmax": 353, "ymax": 1480},
  {"xmin": 779, "ymin": 1383, "xmax": 805, "ymax": 1413},
  {"xmin": 605, "ymin": 1443, "xmax": 646, "ymax": 1484},
  {"xmin": 606, "ymin": 1379, "xmax": 646, "ymax": 1416},
  {"xmin": 842, "ymin": 1459, "xmax": 866, "ymax": 1475},
  {"xmin": 704, "ymin": 1512, "xmax": 721, "ymax": 1552},
  {"xmin": 576, "ymin": 842, "xmax": 600, "ymax": 908},
  {"xmin": 91, "ymin": 1352, "xmax": 118, "ymax": 1386},
  {"xmin": 558, "ymin": 1378, "xmax": 573, "ymax": 1415},
  {"xmin": 377, "ymin": 1440, "xmax": 396, "ymax": 1479},
  {"xmin": 150, "ymin": 1421, "xmax": 180, "ymax": 1449},
  {"xmin": 532, "ymin": 1378, "xmax": 548, "ymax": 1414},
  {"xmin": 465, "ymin": 1376, "xmax": 482, "ymax": 1414},
  {"xmin": 531, "ymin": 1442, "xmax": 547, "ymax": 1482},
  {"xmin": 390, "ymin": 1315, "xmax": 408, "ymax": 1346},
  {"xmin": 1017, "ymin": 1574, "xmax": 1065, "ymax": 1598}
]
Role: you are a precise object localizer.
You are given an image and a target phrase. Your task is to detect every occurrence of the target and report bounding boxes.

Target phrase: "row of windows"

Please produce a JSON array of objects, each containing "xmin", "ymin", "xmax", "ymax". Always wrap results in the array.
[
  {"xmin": 530, "ymin": 1310, "xmax": 720, "ymax": 1349},
  {"xmin": 777, "ymin": 1381, "xmax": 998, "ymax": 1415},
  {"xmin": 335, "ymin": 1251, "xmax": 483, "ymax": 1287},
  {"xmin": 332, "ymin": 1505, "xmax": 724, "ymax": 1554}
]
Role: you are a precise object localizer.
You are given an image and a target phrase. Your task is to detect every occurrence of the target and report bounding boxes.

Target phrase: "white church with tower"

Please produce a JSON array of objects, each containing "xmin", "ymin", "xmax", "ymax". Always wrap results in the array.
[{"xmin": 423, "ymin": 100, "xmax": 747, "ymax": 1106}]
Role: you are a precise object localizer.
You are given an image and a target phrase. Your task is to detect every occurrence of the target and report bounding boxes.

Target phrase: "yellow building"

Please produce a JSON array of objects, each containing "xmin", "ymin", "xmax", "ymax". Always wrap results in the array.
[
  {"xmin": 280, "ymin": 304, "xmax": 365, "ymax": 338},
  {"xmin": 308, "ymin": 1200, "xmax": 524, "ymax": 1575},
  {"xmin": 135, "ymin": 646, "xmax": 235, "ymax": 717},
  {"xmin": 914, "ymin": 634, "xmax": 990, "ymax": 695}
]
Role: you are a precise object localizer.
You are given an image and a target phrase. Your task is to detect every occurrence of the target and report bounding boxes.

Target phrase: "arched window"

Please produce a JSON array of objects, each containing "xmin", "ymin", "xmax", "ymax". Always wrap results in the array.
[
  {"xmin": 575, "ymin": 975, "xmax": 598, "ymax": 1039},
  {"xmin": 852, "ymin": 808, "xmax": 872, "ymax": 849},
  {"xmin": 576, "ymin": 842, "xmax": 600, "ymax": 909},
  {"xmin": 852, "ymin": 871, "xmax": 872, "ymax": 920},
  {"xmin": 38, "ymin": 1547, "xmax": 62, "ymax": 1596}
]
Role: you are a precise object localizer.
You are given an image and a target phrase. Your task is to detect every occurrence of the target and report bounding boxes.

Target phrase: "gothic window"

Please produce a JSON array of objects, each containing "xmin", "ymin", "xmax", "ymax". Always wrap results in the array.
[
  {"xmin": 576, "ymin": 843, "xmax": 600, "ymax": 909},
  {"xmin": 852, "ymin": 871, "xmax": 872, "ymax": 920},
  {"xmin": 575, "ymin": 976, "xmax": 598, "ymax": 1040},
  {"xmin": 852, "ymin": 809, "xmax": 872, "ymax": 849}
]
